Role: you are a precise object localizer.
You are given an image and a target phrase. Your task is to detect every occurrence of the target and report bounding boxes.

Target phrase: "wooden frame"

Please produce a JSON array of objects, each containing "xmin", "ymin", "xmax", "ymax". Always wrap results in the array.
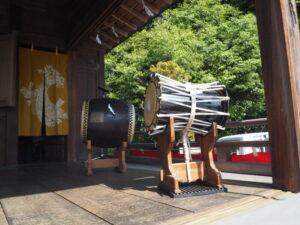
[
  {"xmin": 157, "ymin": 117, "xmax": 222, "ymax": 194},
  {"xmin": 86, "ymin": 140, "xmax": 127, "ymax": 175}
]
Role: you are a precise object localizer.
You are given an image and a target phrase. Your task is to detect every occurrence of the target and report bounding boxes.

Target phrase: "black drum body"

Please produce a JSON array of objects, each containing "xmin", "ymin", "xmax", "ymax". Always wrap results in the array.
[
  {"xmin": 144, "ymin": 74, "xmax": 229, "ymax": 136},
  {"xmin": 81, "ymin": 98, "xmax": 135, "ymax": 147}
]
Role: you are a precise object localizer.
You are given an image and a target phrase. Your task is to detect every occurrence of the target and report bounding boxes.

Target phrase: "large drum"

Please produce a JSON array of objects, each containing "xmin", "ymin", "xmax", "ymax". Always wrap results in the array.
[
  {"xmin": 81, "ymin": 98, "xmax": 135, "ymax": 147},
  {"xmin": 144, "ymin": 74, "xmax": 229, "ymax": 136}
]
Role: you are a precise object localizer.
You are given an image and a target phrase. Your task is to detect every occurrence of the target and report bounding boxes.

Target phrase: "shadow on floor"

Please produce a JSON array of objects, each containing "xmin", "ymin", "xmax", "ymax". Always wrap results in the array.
[
  {"xmin": 0, "ymin": 162, "xmax": 162, "ymax": 199},
  {"xmin": 0, "ymin": 162, "xmax": 279, "ymax": 225},
  {"xmin": 0, "ymin": 162, "xmax": 273, "ymax": 200}
]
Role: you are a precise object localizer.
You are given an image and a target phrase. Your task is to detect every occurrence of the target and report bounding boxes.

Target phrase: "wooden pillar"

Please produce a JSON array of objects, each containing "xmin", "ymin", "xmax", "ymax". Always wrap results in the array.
[
  {"xmin": 68, "ymin": 42, "xmax": 106, "ymax": 162},
  {"xmin": 255, "ymin": 0, "xmax": 300, "ymax": 192},
  {"xmin": 0, "ymin": 33, "xmax": 18, "ymax": 166}
]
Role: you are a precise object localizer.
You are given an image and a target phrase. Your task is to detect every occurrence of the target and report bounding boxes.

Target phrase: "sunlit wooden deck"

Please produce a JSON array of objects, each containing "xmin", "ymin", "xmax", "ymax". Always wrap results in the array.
[{"xmin": 0, "ymin": 163, "xmax": 288, "ymax": 225}]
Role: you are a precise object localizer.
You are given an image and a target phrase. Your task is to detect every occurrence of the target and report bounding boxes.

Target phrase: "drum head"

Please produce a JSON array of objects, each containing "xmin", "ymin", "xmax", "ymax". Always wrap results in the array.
[
  {"xmin": 80, "ymin": 100, "xmax": 89, "ymax": 142},
  {"xmin": 144, "ymin": 80, "xmax": 160, "ymax": 130}
]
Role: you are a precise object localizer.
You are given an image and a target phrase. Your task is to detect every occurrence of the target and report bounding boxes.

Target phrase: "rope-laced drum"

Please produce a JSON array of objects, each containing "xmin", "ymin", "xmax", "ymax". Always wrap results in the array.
[
  {"xmin": 144, "ymin": 73, "xmax": 229, "ymax": 136},
  {"xmin": 81, "ymin": 98, "xmax": 135, "ymax": 148},
  {"xmin": 144, "ymin": 73, "xmax": 229, "ymax": 182}
]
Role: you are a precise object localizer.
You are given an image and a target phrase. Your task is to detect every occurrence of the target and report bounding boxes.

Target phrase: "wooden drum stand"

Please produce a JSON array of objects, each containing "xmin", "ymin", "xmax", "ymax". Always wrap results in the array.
[
  {"xmin": 86, "ymin": 140, "xmax": 127, "ymax": 175},
  {"xmin": 157, "ymin": 117, "xmax": 224, "ymax": 196}
]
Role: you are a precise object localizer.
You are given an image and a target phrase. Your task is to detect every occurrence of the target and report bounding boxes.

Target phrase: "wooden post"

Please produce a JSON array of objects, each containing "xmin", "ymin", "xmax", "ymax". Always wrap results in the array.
[
  {"xmin": 87, "ymin": 140, "xmax": 93, "ymax": 176},
  {"xmin": 216, "ymin": 146, "xmax": 232, "ymax": 162},
  {"xmin": 157, "ymin": 117, "xmax": 181, "ymax": 193},
  {"xmin": 196, "ymin": 123, "xmax": 222, "ymax": 188},
  {"xmin": 68, "ymin": 45, "xmax": 105, "ymax": 162},
  {"xmin": 117, "ymin": 142, "xmax": 127, "ymax": 173},
  {"xmin": 256, "ymin": 0, "xmax": 300, "ymax": 192}
]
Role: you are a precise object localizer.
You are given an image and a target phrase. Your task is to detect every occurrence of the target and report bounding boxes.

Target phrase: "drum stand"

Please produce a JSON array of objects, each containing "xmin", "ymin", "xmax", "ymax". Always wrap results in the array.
[
  {"xmin": 86, "ymin": 140, "xmax": 127, "ymax": 175},
  {"xmin": 157, "ymin": 117, "xmax": 226, "ymax": 197}
]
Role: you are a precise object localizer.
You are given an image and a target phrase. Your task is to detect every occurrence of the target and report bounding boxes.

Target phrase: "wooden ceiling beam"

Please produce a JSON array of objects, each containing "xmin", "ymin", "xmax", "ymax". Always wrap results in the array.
[
  {"xmin": 143, "ymin": 1, "xmax": 160, "ymax": 15},
  {"xmin": 99, "ymin": 41, "xmax": 112, "ymax": 50},
  {"xmin": 98, "ymin": 31, "xmax": 119, "ymax": 43},
  {"xmin": 68, "ymin": 0, "xmax": 176, "ymax": 50},
  {"xmin": 161, "ymin": 0, "xmax": 173, "ymax": 5},
  {"xmin": 89, "ymin": 36, "xmax": 112, "ymax": 49},
  {"xmin": 68, "ymin": 0, "xmax": 123, "ymax": 49},
  {"xmin": 111, "ymin": 14, "xmax": 137, "ymax": 30},
  {"xmin": 103, "ymin": 22, "xmax": 128, "ymax": 37},
  {"xmin": 121, "ymin": 4, "xmax": 148, "ymax": 22}
]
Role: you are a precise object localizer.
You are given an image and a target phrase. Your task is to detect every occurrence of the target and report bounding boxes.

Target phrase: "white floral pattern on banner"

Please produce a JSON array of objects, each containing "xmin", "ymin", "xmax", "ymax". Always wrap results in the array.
[{"xmin": 20, "ymin": 64, "xmax": 68, "ymax": 128}]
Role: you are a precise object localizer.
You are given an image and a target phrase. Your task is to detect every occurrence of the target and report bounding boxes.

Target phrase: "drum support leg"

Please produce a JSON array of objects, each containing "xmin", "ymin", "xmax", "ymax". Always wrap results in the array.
[
  {"xmin": 157, "ymin": 117, "xmax": 181, "ymax": 194},
  {"xmin": 85, "ymin": 140, "xmax": 127, "ymax": 175},
  {"xmin": 196, "ymin": 123, "xmax": 222, "ymax": 188},
  {"xmin": 157, "ymin": 119, "xmax": 224, "ymax": 196},
  {"xmin": 87, "ymin": 140, "xmax": 93, "ymax": 176},
  {"xmin": 117, "ymin": 142, "xmax": 128, "ymax": 173}
]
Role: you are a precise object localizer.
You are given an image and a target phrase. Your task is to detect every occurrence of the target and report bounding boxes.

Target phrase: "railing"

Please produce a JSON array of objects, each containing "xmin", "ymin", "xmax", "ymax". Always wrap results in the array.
[
  {"xmin": 224, "ymin": 118, "xmax": 267, "ymax": 128},
  {"xmin": 128, "ymin": 118, "xmax": 271, "ymax": 175},
  {"xmin": 215, "ymin": 118, "xmax": 271, "ymax": 176}
]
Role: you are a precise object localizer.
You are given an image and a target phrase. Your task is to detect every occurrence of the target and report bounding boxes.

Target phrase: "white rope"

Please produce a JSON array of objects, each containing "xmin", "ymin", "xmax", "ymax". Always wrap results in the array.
[
  {"xmin": 156, "ymin": 106, "xmax": 229, "ymax": 116},
  {"xmin": 156, "ymin": 73, "xmax": 187, "ymax": 86},
  {"xmin": 159, "ymin": 98, "xmax": 229, "ymax": 116},
  {"xmin": 198, "ymin": 88, "xmax": 226, "ymax": 92},
  {"xmin": 111, "ymin": 22, "xmax": 119, "ymax": 39},
  {"xmin": 147, "ymin": 73, "xmax": 230, "ymax": 135},
  {"xmin": 160, "ymin": 94, "xmax": 189, "ymax": 102},
  {"xmin": 183, "ymin": 83, "xmax": 196, "ymax": 134},
  {"xmin": 182, "ymin": 133, "xmax": 192, "ymax": 183},
  {"xmin": 195, "ymin": 95, "xmax": 229, "ymax": 99},
  {"xmin": 96, "ymin": 33, "xmax": 102, "ymax": 45},
  {"xmin": 159, "ymin": 99, "xmax": 191, "ymax": 109},
  {"xmin": 159, "ymin": 82, "xmax": 190, "ymax": 94},
  {"xmin": 188, "ymin": 127, "xmax": 208, "ymax": 134},
  {"xmin": 141, "ymin": 0, "xmax": 154, "ymax": 16},
  {"xmin": 157, "ymin": 113, "xmax": 192, "ymax": 117},
  {"xmin": 195, "ymin": 98, "xmax": 230, "ymax": 103}
]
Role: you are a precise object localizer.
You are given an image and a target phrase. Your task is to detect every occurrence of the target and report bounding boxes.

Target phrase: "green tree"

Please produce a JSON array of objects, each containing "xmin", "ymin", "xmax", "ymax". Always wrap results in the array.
[
  {"xmin": 105, "ymin": 0, "xmax": 266, "ymax": 138},
  {"xmin": 224, "ymin": 0, "xmax": 300, "ymax": 22},
  {"xmin": 221, "ymin": 0, "xmax": 255, "ymax": 13},
  {"xmin": 149, "ymin": 61, "xmax": 192, "ymax": 82}
]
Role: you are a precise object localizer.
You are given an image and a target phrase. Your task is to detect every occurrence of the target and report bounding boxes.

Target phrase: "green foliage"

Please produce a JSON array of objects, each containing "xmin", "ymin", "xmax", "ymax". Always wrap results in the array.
[
  {"xmin": 297, "ymin": 0, "xmax": 300, "ymax": 21},
  {"xmin": 105, "ymin": 0, "xmax": 266, "ymax": 139},
  {"xmin": 221, "ymin": 0, "xmax": 255, "ymax": 13},
  {"xmin": 105, "ymin": 20, "xmax": 200, "ymax": 107},
  {"xmin": 149, "ymin": 61, "xmax": 192, "ymax": 82},
  {"xmin": 225, "ymin": 0, "xmax": 300, "ymax": 22}
]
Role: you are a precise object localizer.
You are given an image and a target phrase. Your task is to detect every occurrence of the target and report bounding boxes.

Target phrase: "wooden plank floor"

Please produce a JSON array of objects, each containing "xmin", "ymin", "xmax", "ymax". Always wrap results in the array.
[{"xmin": 0, "ymin": 162, "xmax": 277, "ymax": 225}]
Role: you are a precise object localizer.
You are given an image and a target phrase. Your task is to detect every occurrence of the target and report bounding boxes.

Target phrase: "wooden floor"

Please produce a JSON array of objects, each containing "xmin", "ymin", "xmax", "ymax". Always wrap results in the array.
[{"xmin": 0, "ymin": 162, "xmax": 278, "ymax": 225}]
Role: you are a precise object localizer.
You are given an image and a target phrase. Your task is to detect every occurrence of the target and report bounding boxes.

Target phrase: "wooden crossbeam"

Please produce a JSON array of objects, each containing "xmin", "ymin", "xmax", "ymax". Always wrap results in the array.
[
  {"xmin": 143, "ymin": 0, "xmax": 160, "ymax": 14},
  {"xmin": 103, "ymin": 22, "xmax": 128, "ymax": 37},
  {"xmin": 225, "ymin": 118, "xmax": 267, "ymax": 128},
  {"xmin": 215, "ymin": 140, "xmax": 270, "ymax": 148},
  {"xmin": 98, "ymin": 31, "xmax": 119, "ymax": 43},
  {"xmin": 112, "ymin": 14, "xmax": 137, "ymax": 30},
  {"xmin": 89, "ymin": 36, "xmax": 112, "ymax": 49},
  {"xmin": 121, "ymin": 4, "xmax": 148, "ymax": 22},
  {"xmin": 161, "ymin": 0, "xmax": 173, "ymax": 4}
]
